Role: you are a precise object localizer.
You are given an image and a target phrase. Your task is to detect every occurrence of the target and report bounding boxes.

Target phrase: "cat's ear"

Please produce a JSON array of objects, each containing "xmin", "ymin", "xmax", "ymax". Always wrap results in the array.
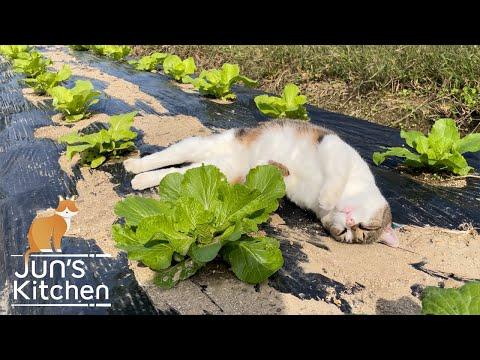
[
  {"xmin": 70, "ymin": 195, "xmax": 78, "ymax": 201},
  {"xmin": 58, "ymin": 195, "xmax": 65, "ymax": 202},
  {"xmin": 379, "ymin": 224, "xmax": 399, "ymax": 247}
]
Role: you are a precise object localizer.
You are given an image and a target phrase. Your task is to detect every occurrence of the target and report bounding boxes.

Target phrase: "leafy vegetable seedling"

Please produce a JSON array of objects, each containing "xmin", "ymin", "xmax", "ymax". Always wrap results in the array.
[
  {"xmin": 47, "ymin": 80, "xmax": 101, "ymax": 122},
  {"xmin": 112, "ymin": 164, "xmax": 286, "ymax": 288},
  {"xmin": 59, "ymin": 111, "xmax": 138, "ymax": 168},
  {"xmin": 373, "ymin": 118, "xmax": 480, "ymax": 176},
  {"xmin": 91, "ymin": 45, "xmax": 131, "ymax": 61},
  {"xmin": 162, "ymin": 54, "xmax": 196, "ymax": 83},
  {"xmin": 421, "ymin": 281, "xmax": 480, "ymax": 315},
  {"xmin": 13, "ymin": 51, "xmax": 52, "ymax": 78},
  {"xmin": 128, "ymin": 52, "xmax": 168, "ymax": 72},
  {"xmin": 254, "ymin": 83, "xmax": 309, "ymax": 120},
  {"xmin": 0, "ymin": 45, "xmax": 32, "ymax": 60},
  {"xmin": 187, "ymin": 63, "xmax": 257, "ymax": 100},
  {"xmin": 24, "ymin": 64, "xmax": 71, "ymax": 95}
]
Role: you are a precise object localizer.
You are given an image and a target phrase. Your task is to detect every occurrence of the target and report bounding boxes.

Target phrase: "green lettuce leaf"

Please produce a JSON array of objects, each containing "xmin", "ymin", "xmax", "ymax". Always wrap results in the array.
[
  {"xmin": 254, "ymin": 83, "xmax": 309, "ymax": 120},
  {"xmin": 114, "ymin": 196, "xmax": 171, "ymax": 226},
  {"xmin": 213, "ymin": 165, "xmax": 285, "ymax": 232},
  {"xmin": 455, "ymin": 133, "xmax": 480, "ymax": 154},
  {"xmin": 373, "ymin": 118, "xmax": 479, "ymax": 175},
  {"xmin": 163, "ymin": 54, "xmax": 196, "ymax": 83},
  {"xmin": 400, "ymin": 129, "xmax": 429, "ymax": 154},
  {"xmin": 129, "ymin": 52, "xmax": 168, "ymax": 71},
  {"xmin": 421, "ymin": 282, "xmax": 480, "ymax": 315},
  {"xmin": 90, "ymin": 155, "xmax": 106, "ymax": 168},
  {"xmin": 0, "ymin": 45, "xmax": 32, "ymax": 60},
  {"xmin": 48, "ymin": 80, "xmax": 101, "ymax": 122},
  {"xmin": 13, "ymin": 51, "xmax": 52, "ymax": 78},
  {"xmin": 58, "ymin": 111, "xmax": 136, "ymax": 168},
  {"xmin": 222, "ymin": 236, "xmax": 284, "ymax": 284},
  {"xmin": 91, "ymin": 45, "xmax": 131, "ymax": 60},
  {"xmin": 154, "ymin": 258, "xmax": 205, "ymax": 289},
  {"xmin": 112, "ymin": 224, "xmax": 174, "ymax": 271},
  {"xmin": 24, "ymin": 64, "xmax": 71, "ymax": 95},
  {"xmin": 173, "ymin": 197, "xmax": 214, "ymax": 235},
  {"xmin": 373, "ymin": 147, "xmax": 423, "ymax": 167},
  {"xmin": 427, "ymin": 118, "xmax": 460, "ymax": 160},
  {"xmin": 180, "ymin": 165, "xmax": 227, "ymax": 210},
  {"xmin": 158, "ymin": 172, "xmax": 184, "ymax": 201},
  {"xmin": 65, "ymin": 143, "xmax": 95, "ymax": 160},
  {"xmin": 136, "ymin": 214, "xmax": 196, "ymax": 255},
  {"xmin": 189, "ymin": 240, "xmax": 222, "ymax": 263},
  {"xmin": 189, "ymin": 63, "xmax": 257, "ymax": 100}
]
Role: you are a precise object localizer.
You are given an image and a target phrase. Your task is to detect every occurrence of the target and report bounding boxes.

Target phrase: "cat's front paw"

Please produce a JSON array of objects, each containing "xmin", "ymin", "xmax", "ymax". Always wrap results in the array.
[{"xmin": 124, "ymin": 158, "xmax": 144, "ymax": 174}]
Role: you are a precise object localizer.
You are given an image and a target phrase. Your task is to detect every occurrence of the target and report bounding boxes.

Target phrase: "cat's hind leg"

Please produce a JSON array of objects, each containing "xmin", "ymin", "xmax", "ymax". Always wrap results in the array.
[{"xmin": 124, "ymin": 130, "xmax": 236, "ymax": 174}]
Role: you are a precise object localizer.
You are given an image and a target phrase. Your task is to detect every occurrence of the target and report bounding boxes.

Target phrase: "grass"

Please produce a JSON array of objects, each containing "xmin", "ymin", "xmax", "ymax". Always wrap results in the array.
[{"xmin": 132, "ymin": 45, "xmax": 480, "ymax": 135}]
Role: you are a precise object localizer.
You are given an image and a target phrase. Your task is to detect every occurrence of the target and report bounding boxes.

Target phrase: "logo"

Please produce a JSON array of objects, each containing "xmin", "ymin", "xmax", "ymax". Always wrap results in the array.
[{"xmin": 11, "ymin": 195, "xmax": 111, "ymax": 309}]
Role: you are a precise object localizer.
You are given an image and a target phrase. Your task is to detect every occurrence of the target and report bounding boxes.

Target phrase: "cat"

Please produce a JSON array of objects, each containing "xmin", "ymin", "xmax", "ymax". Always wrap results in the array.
[
  {"xmin": 24, "ymin": 195, "xmax": 79, "ymax": 264},
  {"xmin": 123, "ymin": 120, "xmax": 399, "ymax": 247}
]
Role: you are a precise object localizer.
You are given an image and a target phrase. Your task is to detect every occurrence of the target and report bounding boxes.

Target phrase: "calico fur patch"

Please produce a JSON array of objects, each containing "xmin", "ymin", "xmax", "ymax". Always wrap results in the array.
[{"xmin": 235, "ymin": 119, "xmax": 334, "ymax": 145}]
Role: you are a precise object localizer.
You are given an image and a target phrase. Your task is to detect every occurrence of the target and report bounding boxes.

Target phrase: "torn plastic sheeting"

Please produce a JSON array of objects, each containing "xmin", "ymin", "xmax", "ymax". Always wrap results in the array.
[
  {"xmin": 0, "ymin": 58, "xmax": 159, "ymax": 314},
  {"xmin": 68, "ymin": 49, "xmax": 480, "ymax": 229}
]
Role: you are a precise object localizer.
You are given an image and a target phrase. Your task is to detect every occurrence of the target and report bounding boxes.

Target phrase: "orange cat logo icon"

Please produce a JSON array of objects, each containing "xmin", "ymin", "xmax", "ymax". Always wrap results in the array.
[{"xmin": 24, "ymin": 195, "xmax": 79, "ymax": 264}]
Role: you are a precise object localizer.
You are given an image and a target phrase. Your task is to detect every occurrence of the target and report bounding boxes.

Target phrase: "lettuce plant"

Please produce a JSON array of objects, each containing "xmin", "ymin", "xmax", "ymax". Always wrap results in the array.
[
  {"xmin": 0, "ymin": 45, "xmax": 32, "ymax": 60},
  {"xmin": 12, "ymin": 51, "xmax": 52, "ymax": 78},
  {"xmin": 187, "ymin": 63, "xmax": 257, "ymax": 100},
  {"xmin": 254, "ymin": 83, "xmax": 309, "ymax": 120},
  {"xmin": 47, "ymin": 80, "xmax": 101, "ymax": 122},
  {"xmin": 373, "ymin": 118, "xmax": 480, "ymax": 176},
  {"xmin": 91, "ymin": 45, "xmax": 131, "ymax": 60},
  {"xmin": 112, "ymin": 164, "xmax": 286, "ymax": 288},
  {"xmin": 59, "ymin": 112, "xmax": 138, "ymax": 168},
  {"xmin": 128, "ymin": 52, "xmax": 168, "ymax": 72},
  {"xmin": 421, "ymin": 282, "xmax": 480, "ymax": 315},
  {"xmin": 162, "ymin": 54, "xmax": 196, "ymax": 83},
  {"xmin": 24, "ymin": 65, "xmax": 71, "ymax": 95}
]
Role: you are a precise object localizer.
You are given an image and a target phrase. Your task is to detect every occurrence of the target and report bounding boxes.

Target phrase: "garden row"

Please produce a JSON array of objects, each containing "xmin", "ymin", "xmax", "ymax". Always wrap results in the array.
[
  {"xmin": 72, "ymin": 45, "xmax": 480, "ymax": 177},
  {"xmin": 1, "ymin": 45, "xmax": 479, "ymax": 314},
  {"xmin": 72, "ymin": 45, "xmax": 310, "ymax": 119},
  {"xmin": 4, "ymin": 45, "xmax": 480, "ymax": 177}
]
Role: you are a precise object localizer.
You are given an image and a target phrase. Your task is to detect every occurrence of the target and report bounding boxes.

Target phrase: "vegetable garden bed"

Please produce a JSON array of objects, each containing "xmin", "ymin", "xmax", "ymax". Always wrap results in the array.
[{"xmin": 1, "ymin": 45, "xmax": 479, "ymax": 315}]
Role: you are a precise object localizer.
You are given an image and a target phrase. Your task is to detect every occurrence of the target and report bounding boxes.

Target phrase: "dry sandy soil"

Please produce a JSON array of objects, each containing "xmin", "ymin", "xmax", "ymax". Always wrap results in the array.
[{"xmin": 31, "ymin": 46, "xmax": 480, "ymax": 315}]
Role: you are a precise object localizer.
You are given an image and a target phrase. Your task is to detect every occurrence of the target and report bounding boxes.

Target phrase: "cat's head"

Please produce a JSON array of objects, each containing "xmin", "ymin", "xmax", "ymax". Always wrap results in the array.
[
  {"xmin": 55, "ymin": 195, "xmax": 79, "ymax": 218},
  {"xmin": 322, "ymin": 195, "xmax": 399, "ymax": 246}
]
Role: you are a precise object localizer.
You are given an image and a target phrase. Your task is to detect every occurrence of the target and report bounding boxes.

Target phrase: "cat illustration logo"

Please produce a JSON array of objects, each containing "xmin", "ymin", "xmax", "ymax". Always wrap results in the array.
[{"xmin": 24, "ymin": 195, "xmax": 79, "ymax": 264}]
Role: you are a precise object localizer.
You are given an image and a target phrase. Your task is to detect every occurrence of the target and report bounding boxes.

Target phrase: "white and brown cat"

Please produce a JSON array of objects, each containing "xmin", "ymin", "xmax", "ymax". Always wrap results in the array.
[{"xmin": 123, "ymin": 120, "xmax": 399, "ymax": 247}]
